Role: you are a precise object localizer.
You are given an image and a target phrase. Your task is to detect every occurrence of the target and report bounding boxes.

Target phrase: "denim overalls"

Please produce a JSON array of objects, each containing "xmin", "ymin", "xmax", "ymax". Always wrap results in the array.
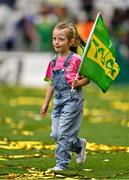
[{"xmin": 51, "ymin": 52, "xmax": 84, "ymax": 169}]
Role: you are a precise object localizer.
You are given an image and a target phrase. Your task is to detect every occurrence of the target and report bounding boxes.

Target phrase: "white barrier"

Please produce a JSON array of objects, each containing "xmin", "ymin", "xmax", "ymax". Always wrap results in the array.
[{"xmin": 0, "ymin": 52, "xmax": 53, "ymax": 87}]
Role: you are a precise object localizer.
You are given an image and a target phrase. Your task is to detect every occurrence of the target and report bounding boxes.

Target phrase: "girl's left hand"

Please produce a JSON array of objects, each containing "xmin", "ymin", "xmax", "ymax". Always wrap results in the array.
[{"xmin": 72, "ymin": 79, "xmax": 80, "ymax": 89}]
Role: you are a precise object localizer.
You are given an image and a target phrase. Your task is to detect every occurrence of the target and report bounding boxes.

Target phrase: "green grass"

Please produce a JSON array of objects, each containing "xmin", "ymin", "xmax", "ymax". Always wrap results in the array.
[{"xmin": 0, "ymin": 84, "xmax": 129, "ymax": 179}]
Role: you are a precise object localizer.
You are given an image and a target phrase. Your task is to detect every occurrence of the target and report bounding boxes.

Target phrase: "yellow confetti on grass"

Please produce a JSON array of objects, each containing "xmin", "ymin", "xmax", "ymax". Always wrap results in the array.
[
  {"xmin": 83, "ymin": 108, "xmax": 112, "ymax": 119},
  {"xmin": 0, "ymin": 140, "xmax": 55, "ymax": 150},
  {"xmin": 112, "ymin": 101, "xmax": 129, "ymax": 111},
  {"xmin": 9, "ymin": 96, "xmax": 53, "ymax": 109},
  {"xmin": 83, "ymin": 169, "xmax": 93, "ymax": 172},
  {"xmin": 10, "ymin": 97, "xmax": 43, "ymax": 106},
  {"xmin": 0, "ymin": 157, "xmax": 6, "ymax": 160},
  {"xmin": 21, "ymin": 131, "xmax": 34, "ymax": 136},
  {"xmin": 0, "ymin": 153, "xmax": 54, "ymax": 160},
  {"xmin": 87, "ymin": 142, "xmax": 129, "ymax": 152},
  {"xmin": 0, "ymin": 140, "xmax": 129, "ymax": 153}
]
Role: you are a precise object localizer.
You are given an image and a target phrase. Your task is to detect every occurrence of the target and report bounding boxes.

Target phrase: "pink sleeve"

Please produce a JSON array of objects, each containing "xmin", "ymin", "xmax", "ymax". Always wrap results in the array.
[
  {"xmin": 76, "ymin": 57, "xmax": 82, "ymax": 79},
  {"xmin": 44, "ymin": 61, "xmax": 52, "ymax": 84},
  {"xmin": 76, "ymin": 56, "xmax": 82, "ymax": 80},
  {"xmin": 76, "ymin": 58, "xmax": 81, "ymax": 69}
]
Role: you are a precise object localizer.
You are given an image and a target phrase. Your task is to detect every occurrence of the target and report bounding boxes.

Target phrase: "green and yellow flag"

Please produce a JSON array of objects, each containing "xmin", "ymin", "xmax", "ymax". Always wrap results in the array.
[{"xmin": 78, "ymin": 12, "xmax": 120, "ymax": 93}]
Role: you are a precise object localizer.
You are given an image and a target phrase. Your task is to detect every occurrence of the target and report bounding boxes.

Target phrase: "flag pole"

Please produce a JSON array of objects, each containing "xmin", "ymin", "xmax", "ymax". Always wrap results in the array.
[{"xmin": 71, "ymin": 72, "xmax": 79, "ymax": 92}]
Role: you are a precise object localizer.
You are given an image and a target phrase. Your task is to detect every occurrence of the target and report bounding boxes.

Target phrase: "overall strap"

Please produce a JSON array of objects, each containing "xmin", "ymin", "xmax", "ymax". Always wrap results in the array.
[
  {"xmin": 52, "ymin": 54, "xmax": 58, "ymax": 68},
  {"xmin": 52, "ymin": 52, "xmax": 74, "ymax": 68},
  {"xmin": 63, "ymin": 52, "xmax": 74, "ymax": 67}
]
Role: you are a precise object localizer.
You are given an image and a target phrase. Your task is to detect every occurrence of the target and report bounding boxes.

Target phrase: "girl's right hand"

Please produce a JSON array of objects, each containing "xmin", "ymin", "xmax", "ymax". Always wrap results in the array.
[{"xmin": 40, "ymin": 104, "xmax": 48, "ymax": 118}]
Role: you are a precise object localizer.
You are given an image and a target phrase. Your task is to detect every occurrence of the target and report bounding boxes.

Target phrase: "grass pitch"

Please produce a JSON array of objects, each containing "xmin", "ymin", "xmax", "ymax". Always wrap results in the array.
[{"xmin": 0, "ymin": 84, "xmax": 129, "ymax": 179}]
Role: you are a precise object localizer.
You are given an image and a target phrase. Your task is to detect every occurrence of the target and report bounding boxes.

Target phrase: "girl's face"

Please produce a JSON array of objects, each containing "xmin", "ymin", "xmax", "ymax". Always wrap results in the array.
[{"xmin": 53, "ymin": 29, "xmax": 73, "ymax": 56}]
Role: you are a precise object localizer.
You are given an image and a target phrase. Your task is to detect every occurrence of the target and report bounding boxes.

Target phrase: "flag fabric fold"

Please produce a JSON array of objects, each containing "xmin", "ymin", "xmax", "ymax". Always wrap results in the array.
[{"xmin": 78, "ymin": 12, "xmax": 120, "ymax": 93}]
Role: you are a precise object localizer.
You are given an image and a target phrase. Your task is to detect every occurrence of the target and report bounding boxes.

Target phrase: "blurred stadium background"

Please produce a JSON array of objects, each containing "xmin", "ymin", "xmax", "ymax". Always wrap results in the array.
[{"xmin": 0, "ymin": 0, "xmax": 129, "ymax": 87}]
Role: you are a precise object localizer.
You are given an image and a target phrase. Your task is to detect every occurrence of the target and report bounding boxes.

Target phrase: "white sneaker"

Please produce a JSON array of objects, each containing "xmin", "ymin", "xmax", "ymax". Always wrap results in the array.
[
  {"xmin": 76, "ymin": 138, "xmax": 86, "ymax": 164},
  {"xmin": 49, "ymin": 166, "xmax": 65, "ymax": 172}
]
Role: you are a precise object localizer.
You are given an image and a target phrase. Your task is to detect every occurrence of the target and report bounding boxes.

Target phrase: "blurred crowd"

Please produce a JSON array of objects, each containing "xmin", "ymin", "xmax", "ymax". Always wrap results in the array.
[{"xmin": 0, "ymin": 0, "xmax": 129, "ymax": 63}]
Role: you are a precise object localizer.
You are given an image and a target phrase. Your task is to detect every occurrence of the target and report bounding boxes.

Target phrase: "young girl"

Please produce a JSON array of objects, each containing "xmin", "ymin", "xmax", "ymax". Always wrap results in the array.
[{"xmin": 40, "ymin": 22, "xmax": 90, "ymax": 171}]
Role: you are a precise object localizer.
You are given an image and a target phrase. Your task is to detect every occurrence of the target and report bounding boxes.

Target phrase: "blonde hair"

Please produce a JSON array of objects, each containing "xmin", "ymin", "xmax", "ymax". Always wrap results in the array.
[{"xmin": 53, "ymin": 22, "xmax": 86, "ymax": 53}]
